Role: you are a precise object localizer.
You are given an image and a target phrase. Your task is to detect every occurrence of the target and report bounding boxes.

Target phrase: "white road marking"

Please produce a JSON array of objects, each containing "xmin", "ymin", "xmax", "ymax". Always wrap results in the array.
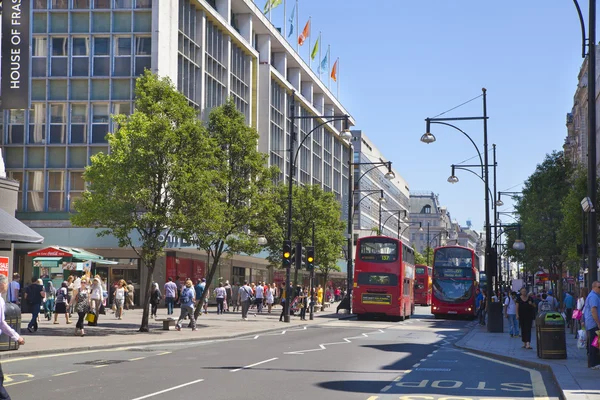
[
  {"xmin": 230, "ymin": 357, "xmax": 278, "ymax": 372},
  {"xmin": 253, "ymin": 335, "xmax": 259, "ymax": 339},
  {"xmin": 52, "ymin": 371, "xmax": 77, "ymax": 377},
  {"xmin": 284, "ymin": 330, "xmax": 384, "ymax": 355},
  {"xmin": 380, "ymin": 385, "xmax": 392, "ymax": 392},
  {"xmin": 129, "ymin": 357, "xmax": 146, "ymax": 361},
  {"xmin": 130, "ymin": 379, "xmax": 205, "ymax": 400},
  {"xmin": 412, "ymin": 363, "xmax": 421, "ymax": 368}
]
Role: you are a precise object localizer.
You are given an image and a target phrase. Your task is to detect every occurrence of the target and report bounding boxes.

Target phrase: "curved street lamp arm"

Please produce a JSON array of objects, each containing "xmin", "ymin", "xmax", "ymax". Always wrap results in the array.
[
  {"xmin": 430, "ymin": 120, "xmax": 484, "ymax": 175},
  {"xmin": 354, "ymin": 161, "xmax": 393, "ymax": 184},
  {"xmin": 381, "ymin": 210, "xmax": 402, "ymax": 228},
  {"xmin": 353, "ymin": 190, "xmax": 382, "ymax": 213},
  {"xmin": 454, "ymin": 165, "xmax": 495, "ymax": 209},
  {"xmin": 293, "ymin": 116, "xmax": 348, "ymax": 168},
  {"xmin": 573, "ymin": 0, "xmax": 588, "ymax": 58},
  {"xmin": 400, "ymin": 222, "xmax": 421, "ymax": 238}
]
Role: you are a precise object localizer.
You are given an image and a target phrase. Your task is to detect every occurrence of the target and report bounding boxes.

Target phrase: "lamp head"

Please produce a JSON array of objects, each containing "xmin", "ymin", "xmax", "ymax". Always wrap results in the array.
[
  {"xmin": 256, "ymin": 235, "xmax": 268, "ymax": 245},
  {"xmin": 421, "ymin": 132, "xmax": 436, "ymax": 144},
  {"xmin": 512, "ymin": 239, "xmax": 525, "ymax": 251},
  {"xmin": 384, "ymin": 171, "xmax": 395, "ymax": 180},
  {"xmin": 447, "ymin": 175, "xmax": 459, "ymax": 184},
  {"xmin": 496, "ymin": 199, "xmax": 504, "ymax": 207},
  {"xmin": 340, "ymin": 115, "xmax": 353, "ymax": 140}
]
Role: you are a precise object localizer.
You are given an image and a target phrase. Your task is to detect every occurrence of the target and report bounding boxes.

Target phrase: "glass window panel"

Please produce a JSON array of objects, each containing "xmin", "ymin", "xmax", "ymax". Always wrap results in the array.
[
  {"xmin": 73, "ymin": 37, "xmax": 90, "ymax": 55},
  {"xmin": 115, "ymin": 37, "xmax": 131, "ymax": 55},
  {"xmin": 92, "ymin": 12, "xmax": 110, "ymax": 32},
  {"xmin": 50, "ymin": 125, "xmax": 67, "ymax": 144},
  {"xmin": 50, "ymin": 13, "xmax": 68, "ymax": 33},
  {"xmin": 94, "ymin": 37, "xmax": 110, "ymax": 55},
  {"xmin": 30, "ymin": 104, "xmax": 47, "ymax": 124},
  {"xmin": 70, "ymin": 80, "xmax": 89, "ymax": 100},
  {"xmin": 94, "ymin": 0, "xmax": 110, "ymax": 8},
  {"xmin": 32, "ymin": 80, "xmax": 46, "ymax": 101},
  {"xmin": 71, "ymin": 12, "xmax": 90, "ymax": 32},
  {"xmin": 134, "ymin": 12, "xmax": 151, "ymax": 32},
  {"xmin": 4, "ymin": 148, "xmax": 23, "ymax": 168},
  {"xmin": 112, "ymin": 80, "xmax": 130, "ymax": 99},
  {"xmin": 91, "ymin": 125, "xmax": 109, "ymax": 143},
  {"xmin": 135, "ymin": 37, "xmax": 151, "ymax": 55},
  {"xmin": 47, "ymin": 148, "xmax": 66, "ymax": 168},
  {"xmin": 52, "ymin": 38, "xmax": 67, "ymax": 56},
  {"xmin": 71, "ymin": 124, "xmax": 88, "ymax": 143},
  {"xmin": 70, "ymin": 172, "xmax": 86, "ymax": 190},
  {"xmin": 89, "ymin": 146, "xmax": 108, "ymax": 160},
  {"xmin": 113, "ymin": 12, "xmax": 132, "ymax": 32},
  {"xmin": 34, "ymin": 0, "xmax": 48, "ymax": 8},
  {"xmin": 6, "ymin": 126, "xmax": 25, "ymax": 145},
  {"xmin": 91, "ymin": 79, "xmax": 110, "ymax": 99},
  {"xmin": 9, "ymin": 110, "xmax": 25, "ymax": 124},
  {"xmin": 27, "ymin": 148, "xmax": 45, "ymax": 168},
  {"xmin": 134, "ymin": 57, "xmax": 150, "ymax": 76},
  {"xmin": 115, "ymin": 0, "xmax": 133, "ymax": 7},
  {"xmin": 48, "ymin": 192, "xmax": 65, "ymax": 211},
  {"xmin": 135, "ymin": 0, "xmax": 151, "ymax": 8},
  {"xmin": 72, "ymin": 57, "xmax": 90, "ymax": 76},
  {"xmin": 112, "ymin": 102, "xmax": 131, "ymax": 115},
  {"xmin": 48, "ymin": 171, "xmax": 65, "ymax": 190},
  {"xmin": 72, "ymin": 104, "xmax": 88, "ymax": 123},
  {"xmin": 33, "ymin": 13, "xmax": 48, "ymax": 33},
  {"xmin": 32, "ymin": 59, "xmax": 47, "ymax": 77},
  {"xmin": 52, "ymin": 0, "xmax": 68, "ymax": 9},
  {"xmin": 49, "ymin": 80, "xmax": 68, "ymax": 100},
  {"xmin": 68, "ymin": 147, "xmax": 87, "ymax": 167},
  {"xmin": 27, "ymin": 192, "xmax": 45, "ymax": 212},
  {"xmin": 51, "ymin": 58, "xmax": 68, "ymax": 76},
  {"xmin": 51, "ymin": 104, "xmax": 66, "ymax": 123},
  {"xmin": 113, "ymin": 57, "xmax": 131, "ymax": 76},
  {"xmin": 73, "ymin": 0, "xmax": 90, "ymax": 9},
  {"xmin": 33, "ymin": 38, "xmax": 48, "ymax": 56},
  {"xmin": 69, "ymin": 192, "xmax": 82, "ymax": 211},
  {"xmin": 92, "ymin": 104, "xmax": 109, "ymax": 122},
  {"xmin": 93, "ymin": 58, "xmax": 110, "ymax": 76}
]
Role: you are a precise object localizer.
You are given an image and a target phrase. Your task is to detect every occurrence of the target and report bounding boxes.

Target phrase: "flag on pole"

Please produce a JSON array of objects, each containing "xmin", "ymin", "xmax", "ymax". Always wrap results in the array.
[
  {"xmin": 298, "ymin": 19, "xmax": 310, "ymax": 45},
  {"xmin": 331, "ymin": 58, "xmax": 338, "ymax": 82},
  {"xmin": 311, "ymin": 35, "xmax": 319, "ymax": 60},
  {"xmin": 287, "ymin": 2, "xmax": 296, "ymax": 38},
  {"xmin": 318, "ymin": 50, "xmax": 328, "ymax": 74},
  {"xmin": 263, "ymin": 0, "xmax": 282, "ymax": 14}
]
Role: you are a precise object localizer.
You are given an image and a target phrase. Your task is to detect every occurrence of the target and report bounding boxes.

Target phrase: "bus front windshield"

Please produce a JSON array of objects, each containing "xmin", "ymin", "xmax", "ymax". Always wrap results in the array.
[
  {"xmin": 433, "ymin": 279, "xmax": 474, "ymax": 303},
  {"xmin": 433, "ymin": 247, "xmax": 473, "ymax": 268},
  {"xmin": 433, "ymin": 248, "xmax": 475, "ymax": 303}
]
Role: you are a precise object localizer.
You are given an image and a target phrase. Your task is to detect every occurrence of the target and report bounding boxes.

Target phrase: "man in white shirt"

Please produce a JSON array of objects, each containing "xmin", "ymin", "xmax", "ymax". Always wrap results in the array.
[
  {"xmin": 0, "ymin": 274, "xmax": 25, "ymax": 399},
  {"xmin": 504, "ymin": 292, "xmax": 520, "ymax": 337},
  {"xmin": 255, "ymin": 283, "xmax": 264, "ymax": 313},
  {"xmin": 7, "ymin": 273, "xmax": 19, "ymax": 305}
]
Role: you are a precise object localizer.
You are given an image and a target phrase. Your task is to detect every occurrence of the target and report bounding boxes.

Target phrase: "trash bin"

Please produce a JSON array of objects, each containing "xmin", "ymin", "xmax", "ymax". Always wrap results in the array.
[
  {"xmin": 487, "ymin": 301, "xmax": 504, "ymax": 333},
  {"xmin": 0, "ymin": 303, "xmax": 21, "ymax": 351},
  {"xmin": 536, "ymin": 311, "xmax": 566, "ymax": 359}
]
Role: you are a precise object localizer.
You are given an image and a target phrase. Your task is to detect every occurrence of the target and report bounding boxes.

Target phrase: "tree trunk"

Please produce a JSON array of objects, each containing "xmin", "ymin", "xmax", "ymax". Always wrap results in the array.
[
  {"xmin": 139, "ymin": 259, "xmax": 155, "ymax": 332},
  {"xmin": 198, "ymin": 244, "xmax": 224, "ymax": 311}
]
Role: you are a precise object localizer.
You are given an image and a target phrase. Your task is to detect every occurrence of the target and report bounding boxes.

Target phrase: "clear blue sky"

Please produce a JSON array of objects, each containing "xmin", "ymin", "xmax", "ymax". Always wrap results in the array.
[{"xmin": 258, "ymin": 0, "xmax": 588, "ymax": 231}]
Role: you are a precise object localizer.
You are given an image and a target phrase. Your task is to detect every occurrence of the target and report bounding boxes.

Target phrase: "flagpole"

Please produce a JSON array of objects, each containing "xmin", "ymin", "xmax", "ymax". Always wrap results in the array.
[
  {"xmin": 283, "ymin": 0, "xmax": 286, "ymax": 38},
  {"xmin": 327, "ymin": 45, "xmax": 331, "ymax": 89},
  {"xmin": 337, "ymin": 58, "xmax": 340, "ymax": 99},
  {"xmin": 269, "ymin": 0, "xmax": 272, "ymax": 22},
  {"xmin": 318, "ymin": 32, "xmax": 322, "ymax": 77},
  {"xmin": 308, "ymin": 16, "xmax": 312, "ymax": 68},
  {"xmin": 295, "ymin": 0, "xmax": 299, "ymax": 52}
]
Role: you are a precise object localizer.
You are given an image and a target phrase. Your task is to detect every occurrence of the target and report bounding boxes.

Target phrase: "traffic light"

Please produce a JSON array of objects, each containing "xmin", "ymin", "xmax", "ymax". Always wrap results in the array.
[
  {"xmin": 306, "ymin": 246, "xmax": 315, "ymax": 270},
  {"xmin": 282, "ymin": 240, "xmax": 292, "ymax": 267},
  {"xmin": 295, "ymin": 242, "xmax": 304, "ymax": 270}
]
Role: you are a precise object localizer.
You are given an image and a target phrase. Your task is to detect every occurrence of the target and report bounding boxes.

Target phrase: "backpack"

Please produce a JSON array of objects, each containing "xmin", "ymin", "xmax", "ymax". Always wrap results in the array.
[
  {"xmin": 181, "ymin": 287, "xmax": 193, "ymax": 304},
  {"xmin": 56, "ymin": 287, "xmax": 67, "ymax": 303}
]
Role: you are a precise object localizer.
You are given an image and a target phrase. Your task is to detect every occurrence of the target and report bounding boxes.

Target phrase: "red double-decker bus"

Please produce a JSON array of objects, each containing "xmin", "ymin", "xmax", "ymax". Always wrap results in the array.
[
  {"xmin": 414, "ymin": 264, "xmax": 432, "ymax": 306},
  {"xmin": 431, "ymin": 245, "xmax": 479, "ymax": 319},
  {"xmin": 353, "ymin": 236, "xmax": 415, "ymax": 321}
]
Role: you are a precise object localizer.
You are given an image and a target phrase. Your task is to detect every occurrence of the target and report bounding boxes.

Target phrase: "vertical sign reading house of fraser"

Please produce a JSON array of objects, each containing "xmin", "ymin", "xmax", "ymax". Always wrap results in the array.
[{"xmin": 1, "ymin": 0, "xmax": 31, "ymax": 110}]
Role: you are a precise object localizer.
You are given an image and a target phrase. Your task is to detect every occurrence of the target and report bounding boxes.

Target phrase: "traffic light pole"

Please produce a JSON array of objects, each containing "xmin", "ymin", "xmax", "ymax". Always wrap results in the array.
[
  {"xmin": 310, "ymin": 222, "xmax": 315, "ymax": 320},
  {"xmin": 283, "ymin": 95, "xmax": 296, "ymax": 323}
]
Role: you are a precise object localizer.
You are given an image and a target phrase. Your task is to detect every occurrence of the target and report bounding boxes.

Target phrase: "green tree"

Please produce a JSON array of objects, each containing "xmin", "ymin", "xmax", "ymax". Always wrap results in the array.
[
  {"xmin": 258, "ymin": 184, "xmax": 346, "ymax": 287},
  {"xmin": 186, "ymin": 99, "xmax": 278, "ymax": 309},
  {"xmin": 415, "ymin": 250, "xmax": 427, "ymax": 265},
  {"xmin": 71, "ymin": 71, "xmax": 216, "ymax": 332},
  {"xmin": 514, "ymin": 151, "xmax": 572, "ymax": 302}
]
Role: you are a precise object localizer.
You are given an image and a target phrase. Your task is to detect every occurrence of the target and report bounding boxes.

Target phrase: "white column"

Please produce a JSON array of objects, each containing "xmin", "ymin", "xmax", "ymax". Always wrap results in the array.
[
  {"xmin": 313, "ymin": 93, "xmax": 325, "ymax": 114},
  {"xmin": 152, "ymin": 0, "xmax": 178, "ymax": 81},
  {"xmin": 288, "ymin": 68, "xmax": 301, "ymax": 91},
  {"xmin": 301, "ymin": 81, "xmax": 313, "ymax": 104},
  {"xmin": 272, "ymin": 52, "xmax": 287, "ymax": 77},
  {"xmin": 237, "ymin": 13, "xmax": 253, "ymax": 43},
  {"xmin": 215, "ymin": 0, "xmax": 231, "ymax": 23},
  {"xmin": 256, "ymin": 34, "xmax": 271, "ymax": 65}
]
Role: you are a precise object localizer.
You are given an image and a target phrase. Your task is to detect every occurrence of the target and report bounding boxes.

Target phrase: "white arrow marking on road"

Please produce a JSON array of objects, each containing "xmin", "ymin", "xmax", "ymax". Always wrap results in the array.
[
  {"xmin": 284, "ymin": 330, "xmax": 385, "ymax": 355},
  {"xmin": 230, "ymin": 357, "xmax": 278, "ymax": 372},
  {"xmin": 130, "ymin": 379, "xmax": 204, "ymax": 400}
]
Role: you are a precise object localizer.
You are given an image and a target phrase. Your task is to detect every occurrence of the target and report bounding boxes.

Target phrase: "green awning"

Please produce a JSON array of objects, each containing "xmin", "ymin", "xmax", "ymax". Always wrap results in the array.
[
  {"xmin": 92, "ymin": 259, "xmax": 119, "ymax": 265},
  {"xmin": 32, "ymin": 257, "xmax": 63, "ymax": 261}
]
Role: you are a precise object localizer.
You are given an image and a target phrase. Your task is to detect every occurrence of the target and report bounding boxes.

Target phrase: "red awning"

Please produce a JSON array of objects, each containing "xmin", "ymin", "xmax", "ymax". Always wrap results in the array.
[{"xmin": 27, "ymin": 246, "xmax": 73, "ymax": 258}]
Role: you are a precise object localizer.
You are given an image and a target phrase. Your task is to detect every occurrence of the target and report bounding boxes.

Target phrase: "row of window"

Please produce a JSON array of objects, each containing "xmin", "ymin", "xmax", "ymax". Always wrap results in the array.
[
  {"xmin": 8, "ymin": 170, "xmax": 86, "ymax": 212},
  {"xmin": 5, "ymin": 146, "xmax": 108, "ymax": 170},
  {"xmin": 34, "ymin": 11, "xmax": 152, "ymax": 35},
  {"xmin": 34, "ymin": 0, "xmax": 151, "ymax": 9}
]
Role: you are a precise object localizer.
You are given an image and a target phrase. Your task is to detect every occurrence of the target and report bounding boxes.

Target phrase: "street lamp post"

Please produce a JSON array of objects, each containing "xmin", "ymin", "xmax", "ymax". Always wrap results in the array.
[
  {"xmin": 421, "ymin": 88, "xmax": 499, "ymax": 332},
  {"xmin": 285, "ymin": 92, "xmax": 352, "ymax": 323},
  {"xmin": 400, "ymin": 222, "xmax": 423, "ymax": 241},
  {"xmin": 381, "ymin": 210, "xmax": 409, "ymax": 238}
]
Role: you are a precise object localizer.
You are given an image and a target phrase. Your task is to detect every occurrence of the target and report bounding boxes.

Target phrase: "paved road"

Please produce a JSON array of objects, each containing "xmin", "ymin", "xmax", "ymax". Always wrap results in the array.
[{"xmin": 5, "ymin": 306, "xmax": 560, "ymax": 400}]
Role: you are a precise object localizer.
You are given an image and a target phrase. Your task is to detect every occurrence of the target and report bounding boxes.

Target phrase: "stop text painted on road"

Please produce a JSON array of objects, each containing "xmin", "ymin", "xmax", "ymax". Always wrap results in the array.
[{"xmin": 395, "ymin": 380, "xmax": 532, "ymax": 392}]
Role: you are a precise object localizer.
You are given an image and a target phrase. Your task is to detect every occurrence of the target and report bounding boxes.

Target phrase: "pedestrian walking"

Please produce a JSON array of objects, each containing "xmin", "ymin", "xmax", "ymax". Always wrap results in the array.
[
  {"xmin": 0, "ymin": 274, "xmax": 25, "ymax": 400},
  {"xmin": 24, "ymin": 277, "xmax": 45, "ymax": 333},
  {"xmin": 150, "ymin": 282, "xmax": 162, "ymax": 318},
  {"xmin": 224, "ymin": 281, "xmax": 232, "ymax": 312},
  {"xmin": 53, "ymin": 281, "xmax": 71, "ymax": 324},
  {"xmin": 299, "ymin": 287, "xmax": 308, "ymax": 320},
  {"xmin": 583, "ymin": 281, "xmax": 600, "ymax": 369},
  {"xmin": 44, "ymin": 281, "xmax": 56, "ymax": 321},
  {"xmin": 516, "ymin": 288, "xmax": 536, "ymax": 350},
  {"xmin": 164, "ymin": 277, "xmax": 178, "ymax": 315},
  {"xmin": 478, "ymin": 289, "xmax": 487, "ymax": 325},
  {"xmin": 231, "ymin": 282, "xmax": 240, "ymax": 313},
  {"xmin": 266, "ymin": 283, "xmax": 274, "ymax": 313},
  {"xmin": 574, "ymin": 287, "xmax": 588, "ymax": 337},
  {"xmin": 7, "ymin": 273, "xmax": 20, "ymax": 305},
  {"xmin": 563, "ymin": 291, "xmax": 574, "ymax": 328},
  {"xmin": 70, "ymin": 277, "xmax": 90, "ymax": 336},
  {"xmin": 214, "ymin": 282, "xmax": 226, "ymax": 314},
  {"xmin": 504, "ymin": 291, "xmax": 519, "ymax": 337},
  {"xmin": 88, "ymin": 277, "xmax": 103, "ymax": 326},
  {"xmin": 126, "ymin": 280, "xmax": 135, "ymax": 310},
  {"xmin": 255, "ymin": 282, "xmax": 264, "ymax": 313},
  {"xmin": 66, "ymin": 275, "xmax": 75, "ymax": 316},
  {"xmin": 175, "ymin": 279, "xmax": 196, "ymax": 331},
  {"xmin": 113, "ymin": 279, "xmax": 126, "ymax": 320},
  {"xmin": 239, "ymin": 281, "xmax": 253, "ymax": 320},
  {"xmin": 193, "ymin": 278, "xmax": 206, "ymax": 319}
]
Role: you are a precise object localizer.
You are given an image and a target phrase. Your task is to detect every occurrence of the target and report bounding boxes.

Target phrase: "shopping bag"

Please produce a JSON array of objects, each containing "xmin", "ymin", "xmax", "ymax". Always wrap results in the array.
[
  {"xmin": 572, "ymin": 309, "xmax": 582, "ymax": 320},
  {"xmin": 85, "ymin": 312, "xmax": 96, "ymax": 323},
  {"xmin": 577, "ymin": 330, "xmax": 587, "ymax": 349},
  {"xmin": 593, "ymin": 335, "xmax": 599, "ymax": 349}
]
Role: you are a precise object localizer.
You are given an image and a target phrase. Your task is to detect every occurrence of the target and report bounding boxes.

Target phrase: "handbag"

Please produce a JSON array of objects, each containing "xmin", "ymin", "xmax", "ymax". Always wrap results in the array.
[
  {"xmin": 85, "ymin": 312, "xmax": 96, "ymax": 323},
  {"xmin": 244, "ymin": 287, "xmax": 255, "ymax": 303},
  {"xmin": 572, "ymin": 309, "xmax": 583, "ymax": 320},
  {"xmin": 592, "ymin": 335, "xmax": 599, "ymax": 349}
]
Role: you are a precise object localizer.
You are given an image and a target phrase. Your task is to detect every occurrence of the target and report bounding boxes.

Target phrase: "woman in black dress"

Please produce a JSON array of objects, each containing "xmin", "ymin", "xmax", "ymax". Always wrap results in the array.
[{"xmin": 515, "ymin": 287, "xmax": 536, "ymax": 349}]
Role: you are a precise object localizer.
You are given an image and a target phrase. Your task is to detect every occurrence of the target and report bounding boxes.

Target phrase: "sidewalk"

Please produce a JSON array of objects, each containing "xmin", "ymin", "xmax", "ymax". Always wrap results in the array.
[
  {"xmin": 4, "ymin": 302, "xmax": 347, "ymax": 360},
  {"xmin": 455, "ymin": 321, "xmax": 599, "ymax": 400}
]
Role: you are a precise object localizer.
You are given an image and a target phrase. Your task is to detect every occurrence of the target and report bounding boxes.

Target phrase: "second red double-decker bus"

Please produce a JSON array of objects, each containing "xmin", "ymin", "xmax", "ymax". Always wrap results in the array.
[
  {"xmin": 431, "ymin": 245, "xmax": 479, "ymax": 319},
  {"xmin": 353, "ymin": 236, "xmax": 415, "ymax": 321},
  {"xmin": 414, "ymin": 264, "xmax": 432, "ymax": 306}
]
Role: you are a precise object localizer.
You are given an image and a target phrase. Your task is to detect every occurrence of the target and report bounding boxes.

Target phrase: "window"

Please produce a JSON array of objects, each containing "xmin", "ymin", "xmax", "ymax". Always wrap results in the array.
[
  {"xmin": 403, "ymin": 279, "xmax": 411, "ymax": 296},
  {"xmin": 7, "ymin": 172, "xmax": 24, "ymax": 211},
  {"xmin": 34, "ymin": 0, "xmax": 48, "ymax": 8},
  {"xmin": 92, "ymin": 104, "xmax": 109, "ymax": 143},
  {"xmin": 70, "ymin": 104, "xmax": 88, "ymax": 143},
  {"xmin": 359, "ymin": 238, "xmax": 398, "ymax": 263},
  {"xmin": 27, "ymin": 171, "xmax": 45, "ymax": 212},
  {"xmin": 112, "ymin": 102, "xmax": 131, "ymax": 116},
  {"xmin": 51, "ymin": 37, "xmax": 68, "ymax": 76},
  {"xmin": 357, "ymin": 273, "xmax": 398, "ymax": 286},
  {"xmin": 48, "ymin": 171, "xmax": 66, "ymax": 211},
  {"xmin": 93, "ymin": 37, "xmax": 110, "ymax": 76},
  {"xmin": 6, "ymin": 110, "xmax": 25, "ymax": 144},
  {"xmin": 134, "ymin": 36, "xmax": 151, "ymax": 75},
  {"xmin": 52, "ymin": 0, "xmax": 68, "ymax": 8},
  {"xmin": 73, "ymin": 0, "xmax": 90, "ymax": 8},
  {"xmin": 69, "ymin": 172, "xmax": 86, "ymax": 211},
  {"xmin": 32, "ymin": 37, "xmax": 48, "ymax": 77},
  {"xmin": 92, "ymin": 12, "xmax": 110, "ymax": 32},
  {"xmin": 71, "ymin": 12, "xmax": 90, "ymax": 32},
  {"xmin": 135, "ymin": 0, "xmax": 151, "ymax": 8},
  {"xmin": 72, "ymin": 37, "xmax": 90, "ymax": 76},
  {"xmin": 49, "ymin": 104, "xmax": 67, "ymax": 144},
  {"xmin": 423, "ymin": 205, "xmax": 432, "ymax": 214},
  {"xmin": 50, "ymin": 13, "xmax": 68, "ymax": 33},
  {"xmin": 115, "ymin": 0, "xmax": 133, "ymax": 7},
  {"xmin": 113, "ymin": 37, "xmax": 131, "ymax": 76},
  {"xmin": 94, "ymin": 0, "xmax": 110, "ymax": 8},
  {"xmin": 29, "ymin": 104, "xmax": 46, "ymax": 144},
  {"xmin": 113, "ymin": 12, "xmax": 132, "ymax": 32}
]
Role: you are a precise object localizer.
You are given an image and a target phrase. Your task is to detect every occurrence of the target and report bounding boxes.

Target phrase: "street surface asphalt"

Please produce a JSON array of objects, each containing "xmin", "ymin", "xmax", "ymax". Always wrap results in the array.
[{"xmin": 4, "ymin": 306, "xmax": 560, "ymax": 400}]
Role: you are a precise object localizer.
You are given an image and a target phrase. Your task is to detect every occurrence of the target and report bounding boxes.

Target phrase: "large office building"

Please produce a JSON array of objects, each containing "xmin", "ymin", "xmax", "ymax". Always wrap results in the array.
[{"xmin": 1, "ymin": 0, "xmax": 353, "ymax": 295}]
